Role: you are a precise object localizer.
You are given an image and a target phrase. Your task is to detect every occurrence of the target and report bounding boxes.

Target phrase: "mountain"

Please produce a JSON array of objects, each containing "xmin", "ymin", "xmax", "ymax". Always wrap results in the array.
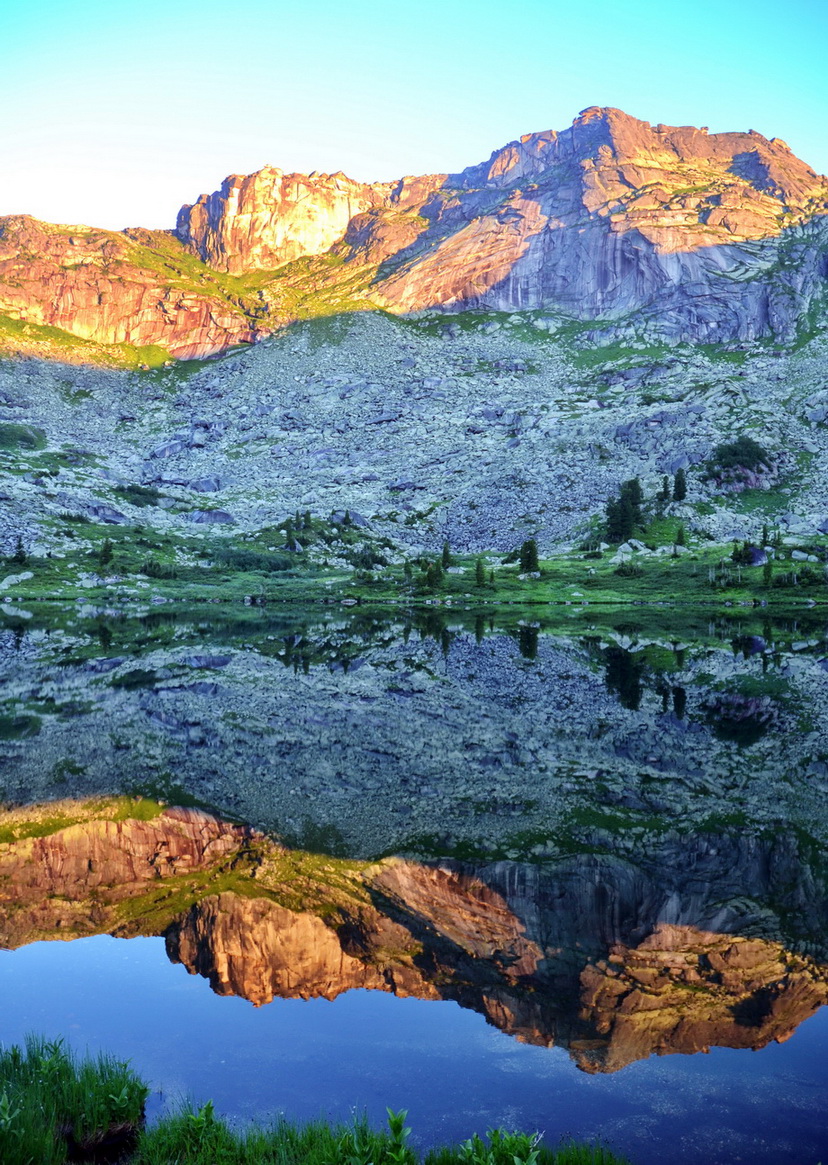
[{"xmin": 1, "ymin": 107, "xmax": 827, "ymax": 364}]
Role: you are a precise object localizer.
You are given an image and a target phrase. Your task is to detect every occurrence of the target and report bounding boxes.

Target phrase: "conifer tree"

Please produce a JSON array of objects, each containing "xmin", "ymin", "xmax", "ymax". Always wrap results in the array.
[
  {"xmin": 620, "ymin": 478, "xmax": 643, "ymax": 526},
  {"xmin": 426, "ymin": 560, "xmax": 444, "ymax": 589},
  {"xmin": 519, "ymin": 538, "xmax": 539, "ymax": 573},
  {"xmin": 475, "ymin": 556, "xmax": 486, "ymax": 586},
  {"xmin": 673, "ymin": 467, "xmax": 687, "ymax": 502},
  {"xmin": 441, "ymin": 540, "xmax": 452, "ymax": 569},
  {"xmin": 606, "ymin": 496, "xmax": 634, "ymax": 542}
]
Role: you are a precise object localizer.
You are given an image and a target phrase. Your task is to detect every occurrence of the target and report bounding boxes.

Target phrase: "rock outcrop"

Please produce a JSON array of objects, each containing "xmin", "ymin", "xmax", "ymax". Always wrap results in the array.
[
  {"xmin": 2, "ymin": 108, "xmax": 827, "ymax": 359},
  {"xmin": 166, "ymin": 890, "xmax": 433, "ymax": 1006},
  {"xmin": 371, "ymin": 108, "xmax": 828, "ymax": 341},
  {"xmin": 0, "ymin": 805, "xmax": 251, "ymax": 945}
]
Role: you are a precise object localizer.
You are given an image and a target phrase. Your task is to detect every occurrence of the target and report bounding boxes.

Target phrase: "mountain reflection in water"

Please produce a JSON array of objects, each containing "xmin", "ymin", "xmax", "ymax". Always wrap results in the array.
[{"xmin": 1, "ymin": 802, "xmax": 826, "ymax": 1074}]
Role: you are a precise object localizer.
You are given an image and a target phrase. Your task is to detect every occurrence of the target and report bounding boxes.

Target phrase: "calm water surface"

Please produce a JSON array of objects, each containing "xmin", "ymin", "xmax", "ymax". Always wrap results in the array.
[{"xmin": 1, "ymin": 605, "xmax": 827, "ymax": 1163}]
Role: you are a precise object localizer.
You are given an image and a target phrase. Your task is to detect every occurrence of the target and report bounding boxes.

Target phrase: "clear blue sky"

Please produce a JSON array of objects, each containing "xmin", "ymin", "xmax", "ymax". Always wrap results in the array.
[{"xmin": 2, "ymin": 0, "xmax": 827, "ymax": 229}]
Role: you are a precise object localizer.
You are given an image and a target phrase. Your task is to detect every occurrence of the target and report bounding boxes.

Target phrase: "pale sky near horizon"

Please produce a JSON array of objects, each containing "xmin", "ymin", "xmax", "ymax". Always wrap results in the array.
[{"xmin": 2, "ymin": 0, "xmax": 827, "ymax": 230}]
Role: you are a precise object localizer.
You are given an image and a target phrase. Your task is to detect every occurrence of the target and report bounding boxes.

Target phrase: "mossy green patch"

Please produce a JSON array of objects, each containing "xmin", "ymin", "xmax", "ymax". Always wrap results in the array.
[{"xmin": 0, "ymin": 421, "xmax": 46, "ymax": 451}]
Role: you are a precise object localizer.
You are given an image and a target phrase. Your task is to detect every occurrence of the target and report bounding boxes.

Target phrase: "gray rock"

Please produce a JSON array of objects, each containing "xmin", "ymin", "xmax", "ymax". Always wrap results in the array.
[
  {"xmin": 86, "ymin": 504, "xmax": 127, "ymax": 524},
  {"xmin": 186, "ymin": 509, "xmax": 235, "ymax": 525}
]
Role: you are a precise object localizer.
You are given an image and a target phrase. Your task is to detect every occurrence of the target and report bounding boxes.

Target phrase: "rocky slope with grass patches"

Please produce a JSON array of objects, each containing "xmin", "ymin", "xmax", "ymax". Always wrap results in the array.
[
  {"xmin": 2, "ymin": 306, "xmax": 828, "ymax": 559},
  {"xmin": 0, "ymin": 218, "xmax": 267, "ymax": 361}
]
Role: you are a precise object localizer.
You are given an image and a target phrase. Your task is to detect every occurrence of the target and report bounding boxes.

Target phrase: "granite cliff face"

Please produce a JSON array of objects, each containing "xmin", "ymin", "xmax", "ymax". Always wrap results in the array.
[
  {"xmin": 0, "ymin": 805, "xmax": 251, "ymax": 945},
  {"xmin": 2, "ymin": 107, "xmax": 827, "ymax": 361},
  {"xmin": 371, "ymin": 108, "xmax": 828, "ymax": 341},
  {"xmin": 176, "ymin": 167, "xmax": 393, "ymax": 274}
]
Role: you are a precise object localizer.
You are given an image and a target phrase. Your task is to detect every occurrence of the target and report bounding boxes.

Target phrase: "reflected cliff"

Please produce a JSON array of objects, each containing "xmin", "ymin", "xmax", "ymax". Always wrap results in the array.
[{"xmin": 1, "ymin": 801, "xmax": 826, "ymax": 1073}]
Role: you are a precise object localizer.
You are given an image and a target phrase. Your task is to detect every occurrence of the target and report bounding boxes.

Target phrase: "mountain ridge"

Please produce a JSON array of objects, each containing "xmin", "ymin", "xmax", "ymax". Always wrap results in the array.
[{"xmin": 1, "ymin": 106, "xmax": 827, "ymax": 364}]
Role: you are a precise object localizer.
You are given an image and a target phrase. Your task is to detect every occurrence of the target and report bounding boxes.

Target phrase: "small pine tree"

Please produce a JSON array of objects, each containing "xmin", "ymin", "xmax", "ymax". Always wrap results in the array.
[
  {"xmin": 620, "ymin": 478, "xmax": 644, "ymax": 526},
  {"xmin": 475, "ymin": 556, "xmax": 486, "ymax": 586},
  {"xmin": 11, "ymin": 536, "xmax": 27, "ymax": 565},
  {"xmin": 99, "ymin": 538, "xmax": 114, "ymax": 567},
  {"xmin": 303, "ymin": 510, "xmax": 312, "ymax": 530},
  {"xmin": 673, "ymin": 467, "xmax": 687, "ymax": 502},
  {"xmin": 285, "ymin": 518, "xmax": 296, "ymax": 551},
  {"xmin": 763, "ymin": 559, "xmax": 773, "ymax": 588},
  {"xmin": 441, "ymin": 541, "xmax": 452, "ymax": 569},
  {"xmin": 762, "ymin": 522, "xmax": 769, "ymax": 546},
  {"xmin": 658, "ymin": 475, "xmax": 670, "ymax": 504},
  {"xmin": 519, "ymin": 539, "xmax": 539, "ymax": 573},
  {"xmin": 343, "ymin": 510, "xmax": 352, "ymax": 527},
  {"xmin": 675, "ymin": 525, "xmax": 686, "ymax": 547},
  {"xmin": 426, "ymin": 560, "xmax": 444, "ymax": 589},
  {"xmin": 606, "ymin": 496, "xmax": 634, "ymax": 542}
]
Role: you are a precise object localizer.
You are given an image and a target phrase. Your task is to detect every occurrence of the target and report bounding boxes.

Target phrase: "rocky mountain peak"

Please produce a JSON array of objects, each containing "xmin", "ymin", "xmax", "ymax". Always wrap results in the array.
[{"xmin": 1, "ymin": 107, "xmax": 827, "ymax": 361}]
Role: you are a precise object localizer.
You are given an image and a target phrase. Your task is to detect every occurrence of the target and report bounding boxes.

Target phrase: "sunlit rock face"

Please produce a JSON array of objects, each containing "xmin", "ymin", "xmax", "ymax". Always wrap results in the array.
[
  {"xmin": 0, "ymin": 218, "xmax": 264, "ymax": 359},
  {"xmin": 165, "ymin": 891, "xmax": 434, "ymax": 1006},
  {"xmin": 575, "ymin": 925, "xmax": 828, "ymax": 1073},
  {"xmin": 176, "ymin": 168, "xmax": 392, "ymax": 274}
]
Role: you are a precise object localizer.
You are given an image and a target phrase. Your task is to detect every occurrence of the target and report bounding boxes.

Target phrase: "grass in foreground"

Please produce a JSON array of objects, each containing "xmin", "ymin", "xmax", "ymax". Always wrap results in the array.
[
  {"xmin": 0, "ymin": 1039, "xmax": 629, "ymax": 1165},
  {"xmin": 0, "ymin": 1035, "xmax": 148, "ymax": 1164}
]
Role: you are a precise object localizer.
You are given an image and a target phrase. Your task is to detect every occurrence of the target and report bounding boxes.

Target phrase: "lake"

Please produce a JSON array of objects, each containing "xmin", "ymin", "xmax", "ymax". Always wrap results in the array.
[{"xmin": 1, "ymin": 603, "xmax": 827, "ymax": 1163}]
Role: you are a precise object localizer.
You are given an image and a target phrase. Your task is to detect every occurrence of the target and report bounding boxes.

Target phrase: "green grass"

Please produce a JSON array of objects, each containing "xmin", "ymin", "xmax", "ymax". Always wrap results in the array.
[
  {"xmin": 0, "ymin": 1045, "xmax": 630, "ymax": 1165},
  {"xmin": 0, "ymin": 311, "xmax": 177, "ymax": 370},
  {"xmin": 0, "ymin": 422, "xmax": 46, "ymax": 451},
  {"xmin": 0, "ymin": 714, "xmax": 42, "ymax": 741},
  {"xmin": 0, "ymin": 1035, "xmax": 148, "ymax": 1164}
]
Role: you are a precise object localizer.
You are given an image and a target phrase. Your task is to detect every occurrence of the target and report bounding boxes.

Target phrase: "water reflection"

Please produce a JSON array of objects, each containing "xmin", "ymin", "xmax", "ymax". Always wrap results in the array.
[
  {"xmin": 1, "ymin": 801, "xmax": 826, "ymax": 1073},
  {"xmin": 1, "ymin": 606, "xmax": 827, "ymax": 861},
  {"xmin": 2, "ymin": 606, "xmax": 828, "ymax": 1160}
]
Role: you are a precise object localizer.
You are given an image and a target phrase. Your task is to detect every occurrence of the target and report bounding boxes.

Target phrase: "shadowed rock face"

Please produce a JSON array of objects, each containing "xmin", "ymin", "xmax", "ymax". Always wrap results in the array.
[
  {"xmin": 2, "ymin": 107, "xmax": 827, "ymax": 356},
  {"xmin": 3, "ymin": 806, "xmax": 826, "ymax": 1071}
]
